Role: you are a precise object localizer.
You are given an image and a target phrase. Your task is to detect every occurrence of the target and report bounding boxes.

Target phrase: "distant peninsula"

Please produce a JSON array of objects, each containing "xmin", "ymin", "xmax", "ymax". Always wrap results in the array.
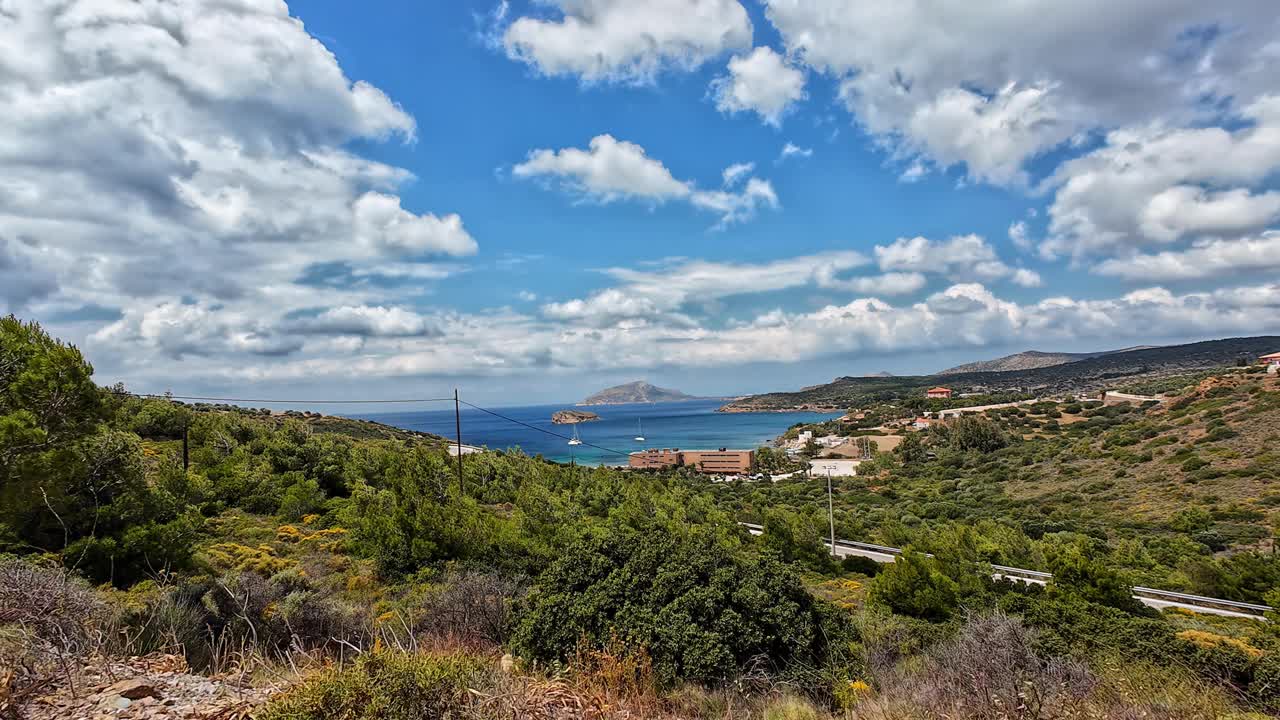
[
  {"xmin": 580, "ymin": 381, "xmax": 697, "ymax": 406},
  {"xmin": 551, "ymin": 409, "xmax": 600, "ymax": 424}
]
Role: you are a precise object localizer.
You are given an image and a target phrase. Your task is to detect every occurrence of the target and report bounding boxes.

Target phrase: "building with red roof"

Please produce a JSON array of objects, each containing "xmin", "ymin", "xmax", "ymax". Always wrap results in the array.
[{"xmin": 925, "ymin": 387, "xmax": 953, "ymax": 399}]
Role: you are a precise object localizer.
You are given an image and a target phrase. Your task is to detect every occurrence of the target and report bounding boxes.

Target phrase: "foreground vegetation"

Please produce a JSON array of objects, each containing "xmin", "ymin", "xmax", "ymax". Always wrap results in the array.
[{"xmin": 4, "ymin": 314, "xmax": 1280, "ymax": 718}]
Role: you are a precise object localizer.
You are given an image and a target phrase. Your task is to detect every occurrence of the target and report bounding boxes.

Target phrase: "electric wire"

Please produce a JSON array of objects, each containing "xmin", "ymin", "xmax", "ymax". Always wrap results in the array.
[
  {"xmin": 115, "ymin": 388, "xmax": 633, "ymax": 458},
  {"xmin": 110, "ymin": 390, "xmax": 453, "ymax": 405},
  {"xmin": 458, "ymin": 398, "xmax": 632, "ymax": 457}
]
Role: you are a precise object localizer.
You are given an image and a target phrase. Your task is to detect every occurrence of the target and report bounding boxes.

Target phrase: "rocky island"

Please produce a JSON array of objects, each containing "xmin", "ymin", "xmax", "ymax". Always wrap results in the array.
[
  {"xmin": 551, "ymin": 409, "xmax": 600, "ymax": 424},
  {"xmin": 580, "ymin": 380, "xmax": 697, "ymax": 405}
]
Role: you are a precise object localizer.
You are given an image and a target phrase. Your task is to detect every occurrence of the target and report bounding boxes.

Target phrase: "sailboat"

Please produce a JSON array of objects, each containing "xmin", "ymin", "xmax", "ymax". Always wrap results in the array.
[
  {"xmin": 567, "ymin": 424, "xmax": 582, "ymax": 446},
  {"xmin": 634, "ymin": 418, "xmax": 645, "ymax": 443}
]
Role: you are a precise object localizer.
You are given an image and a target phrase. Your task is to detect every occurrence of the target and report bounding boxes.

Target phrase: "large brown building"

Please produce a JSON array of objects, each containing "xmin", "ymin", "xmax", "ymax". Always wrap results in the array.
[{"xmin": 628, "ymin": 448, "xmax": 754, "ymax": 474}]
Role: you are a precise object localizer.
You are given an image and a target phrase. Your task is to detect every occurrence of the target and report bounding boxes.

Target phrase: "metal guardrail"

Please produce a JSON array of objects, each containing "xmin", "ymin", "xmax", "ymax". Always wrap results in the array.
[
  {"xmin": 738, "ymin": 521, "xmax": 1273, "ymax": 616},
  {"xmin": 1131, "ymin": 586, "xmax": 1273, "ymax": 613}
]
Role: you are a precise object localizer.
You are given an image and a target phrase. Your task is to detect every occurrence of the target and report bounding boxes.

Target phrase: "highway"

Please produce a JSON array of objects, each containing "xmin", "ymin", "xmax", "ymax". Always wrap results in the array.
[{"xmin": 740, "ymin": 522, "xmax": 1271, "ymax": 620}]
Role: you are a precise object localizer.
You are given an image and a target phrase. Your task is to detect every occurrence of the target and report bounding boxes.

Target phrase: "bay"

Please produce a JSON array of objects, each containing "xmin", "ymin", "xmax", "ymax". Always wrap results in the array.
[{"xmin": 357, "ymin": 399, "xmax": 841, "ymax": 466}]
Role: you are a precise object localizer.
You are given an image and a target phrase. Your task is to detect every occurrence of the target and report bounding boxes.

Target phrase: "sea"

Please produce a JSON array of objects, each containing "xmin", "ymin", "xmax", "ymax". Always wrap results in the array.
[{"xmin": 356, "ymin": 399, "xmax": 841, "ymax": 466}]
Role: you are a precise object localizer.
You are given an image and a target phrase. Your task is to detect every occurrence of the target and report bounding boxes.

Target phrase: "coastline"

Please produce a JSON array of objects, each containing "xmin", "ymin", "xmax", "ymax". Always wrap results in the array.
[
  {"xmin": 358, "ymin": 399, "xmax": 841, "ymax": 467},
  {"xmin": 717, "ymin": 404, "xmax": 844, "ymax": 414}
]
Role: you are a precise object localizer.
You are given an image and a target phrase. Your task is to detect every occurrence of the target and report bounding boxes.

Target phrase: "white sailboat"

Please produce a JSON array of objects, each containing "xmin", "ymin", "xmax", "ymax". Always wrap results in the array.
[
  {"xmin": 567, "ymin": 424, "xmax": 583, "ymax": 446},
  {"xmin": 634, "ymin": 418, "xmax": 645, "ymax": 443}
]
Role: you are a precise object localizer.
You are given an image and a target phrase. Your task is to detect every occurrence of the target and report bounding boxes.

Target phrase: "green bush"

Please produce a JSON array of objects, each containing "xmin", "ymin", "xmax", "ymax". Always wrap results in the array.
[
  {"xmin": 1041, "ymin": 535, "xmax": 1138, "ymax": 611},
  {"xmin": 511, "ymin": 522, "xmax": 842, "ymax": 685},
  {"xmin": 1169, "ymin": 507, "xmax": 1213, "ymax": 533},
  {"xmin": 868, "ymin": 549, "xmax": 959, "ymax": 620},
  {"xmin": 948, "ymin": 415, "xmax": 1009, "ymax": 453},
  {"xmin": 1181, "ymin": 456, "xmax": 1209, "ymax": 472},
  {"xmin": 257, "ymin": 651, "xmax": 489, "ymax": 720},
  {"xmin": 997, "ymin": 593, "xmax": 1173, "ymax": 662}
]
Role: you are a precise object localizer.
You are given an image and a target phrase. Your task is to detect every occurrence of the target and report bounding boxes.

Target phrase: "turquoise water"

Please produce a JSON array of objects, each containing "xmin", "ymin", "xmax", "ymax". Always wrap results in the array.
[{"xmin": 358, "ymin": 399, "xmax": 840, "ymax": 466}]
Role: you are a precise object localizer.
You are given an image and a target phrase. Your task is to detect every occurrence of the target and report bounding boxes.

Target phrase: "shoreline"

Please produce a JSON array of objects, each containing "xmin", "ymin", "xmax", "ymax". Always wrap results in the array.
[{"xmin": 717, "ymin": 405, "xmax": 844, "ymax": 414}]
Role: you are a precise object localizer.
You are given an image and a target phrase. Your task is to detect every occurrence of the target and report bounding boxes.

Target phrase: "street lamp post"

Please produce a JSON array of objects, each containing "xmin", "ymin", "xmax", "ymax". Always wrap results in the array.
[{"xmin": 825, "ymin": 465, "xmax": 837, "ymax": 558}]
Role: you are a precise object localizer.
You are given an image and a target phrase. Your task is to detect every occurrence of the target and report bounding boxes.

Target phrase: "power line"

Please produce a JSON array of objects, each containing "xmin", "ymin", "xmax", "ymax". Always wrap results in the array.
[
  {"xmin": 111, "ymin": 390, "xmax": 454, "ymax": 405},
  {"xmin": 458, "ymin": 398, "xmax": 632, "ymax": 458},
  {"xmin": 115, "ymin": 387, "xmax": 632, "ymax": 459}
]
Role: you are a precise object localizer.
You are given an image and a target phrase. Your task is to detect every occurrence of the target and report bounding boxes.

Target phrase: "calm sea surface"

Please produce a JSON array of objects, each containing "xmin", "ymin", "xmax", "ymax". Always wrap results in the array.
[{"xmin": 356, "ymin": 399, "xmax": 840, "ymax": 466}]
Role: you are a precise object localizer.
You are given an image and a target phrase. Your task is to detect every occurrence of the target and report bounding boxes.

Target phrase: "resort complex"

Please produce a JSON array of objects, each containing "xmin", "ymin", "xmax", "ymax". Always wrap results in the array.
[{"xmin": 628, "ymin": 448, "xmax": 755, "ymax": 473}]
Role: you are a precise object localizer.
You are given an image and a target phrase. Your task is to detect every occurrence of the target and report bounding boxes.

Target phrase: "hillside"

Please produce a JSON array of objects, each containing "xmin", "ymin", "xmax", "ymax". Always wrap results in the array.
[
  {"xmin": 715, "ymin": 365, "xmax": 1280, "ymax": 593},
  {"xmin": 9, "ymin": 316, "xmax": 1280, "ymax": 720},
  {"xmin": 580, "ymin": 380, "xmax": 696, "ymax": 405},
  {"xmin": 179, "ymin": 402, "xmax": 448, "ymax": 443},
  {"xmin": 937, "ymin": 346, "xmax": 1155, "ymax": 375},
  {"xmin": 721, "ymin": 336, "xmax": 1280, "ymax": 411}
]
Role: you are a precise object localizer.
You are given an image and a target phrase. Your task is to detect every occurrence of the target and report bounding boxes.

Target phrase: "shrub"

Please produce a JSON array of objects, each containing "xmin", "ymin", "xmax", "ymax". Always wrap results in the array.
[
  {"xmin": 1169, "ymin": 507, "xmax": 1213, "ymax": 533},
  {"xmin": 996, "ymin": 593, "xmax": 1174, "ymax": 663},
  {"xmin": 949, "ymin": 416, "xmax": 1008, "ymax": 453},
  {"xmin": 855, "ymin": 612, "xmax": 1095, "ymax": 718},
  {"xmin": 391, "ymin": 570, "xmax": 523, "ymax": 649},
  {"xmin": 257, "ymin": 651, "xmax": 489, "ymax": 720},
  {"xmin": 1182, "ymin": 456, "xmax": 1209, "ymax": 472},
  {"xmin": 868, "ymin": 550, "xmax": 959, "ymax": 620},
  {"xmin": 0, "ymin": 557, "xmax": 108, "ymax": 707},
  {"xmin": 1176, "ymin": 630, "xmax": 1261, "ymax": 685},
  {"xmin": 841, "ymin": 555, "xmax": 882, "ymax": 577},
  {"xmin": 1251, "ymin": 652, "xmax": 1280, "ymax": 708},
  {"xmin": 278, "ymin": 476, "xmax": 327, "ymax": 521},
  {"xmin": 511, "ymin": 523, "xmax": 842, "ymax": 685},
  {"xmin": 1041, "ymin": 536, "xmax": 1138, "ymax": 611}
]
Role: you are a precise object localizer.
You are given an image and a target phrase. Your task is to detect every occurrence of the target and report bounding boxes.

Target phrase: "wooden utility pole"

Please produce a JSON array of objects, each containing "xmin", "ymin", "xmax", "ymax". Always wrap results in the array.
[
  {"xmin": 454, "ymin": 389, "xmax": 464, "ymax": 495},
  {"xmin": 826, "ymin": 466, "xmax": 836, "ymax": 557}
]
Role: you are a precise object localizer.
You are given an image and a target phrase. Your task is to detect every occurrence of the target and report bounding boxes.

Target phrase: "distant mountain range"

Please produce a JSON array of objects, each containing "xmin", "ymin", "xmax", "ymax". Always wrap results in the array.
[
  {"xmin": 580, "ymin": 381, "xmax": 698, "ymax": 406},
  {"xmin": 937, "ymin": 346, "xmax": 1157, "ymax": 375},
  {"xmin": 719, "ymin": 336, "xmax": 1280, "ymax": 412}
]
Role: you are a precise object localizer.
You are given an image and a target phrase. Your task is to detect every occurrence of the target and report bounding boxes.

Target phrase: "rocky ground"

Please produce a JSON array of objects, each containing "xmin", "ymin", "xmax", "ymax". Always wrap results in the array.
[{"xmin": 15, "ymin": 654, "xmax": 275, "ymax": 720}]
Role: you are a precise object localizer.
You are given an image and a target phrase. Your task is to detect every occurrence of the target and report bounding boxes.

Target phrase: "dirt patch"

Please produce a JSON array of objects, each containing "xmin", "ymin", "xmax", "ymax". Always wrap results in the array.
[
  {"xmin": 17, "ymin": 654, "xmax": 276, "ymax": 720},
  {"xmin": 869, "ymin": 435, "xmax": 903, "ymax": 452}
]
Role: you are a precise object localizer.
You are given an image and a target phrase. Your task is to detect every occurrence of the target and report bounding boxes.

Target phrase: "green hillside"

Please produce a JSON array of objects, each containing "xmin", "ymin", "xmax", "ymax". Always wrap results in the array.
[
  {"xmin": 7, "ymin": 315, "xmax": 1280, "ymax": 719},
  {"xmin": 721, "ymin": 336, "xmax": 1280, "ymax": 411},
  {"xmin": 719, "ymin": 367, "xmax": 1280, "ymax": 600}
]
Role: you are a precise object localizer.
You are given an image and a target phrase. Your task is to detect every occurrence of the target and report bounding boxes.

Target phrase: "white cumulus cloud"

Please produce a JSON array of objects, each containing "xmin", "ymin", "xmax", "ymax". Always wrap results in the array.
[
  {"xmin": 501, "ymin": 0, "xmax": 752, "ymax": 84},
  {"xmin": 0, "ymin": 0, "xmax": 475, "ymax": 374},
  {"xmin": 763, "ymin": 0, "xmax": 1280, "ymax": 185},
  {"xmin": 512, "ymin": 134, "xmax": 779, "ymax": 227},
  {"xmin": 1093, "ymin": 232, "xmax": 1280, "ymax": 282},
  {"xmin": 710, "ymin": 46, "xmax": 807, "ymax": 126},
  {"xmin": 875, "ymin": 235, "xmax": 1040, "ymax": 287},
  {"xmin": 1045, "ymin": 95, "xmax": 1280, "ymax": 259}
]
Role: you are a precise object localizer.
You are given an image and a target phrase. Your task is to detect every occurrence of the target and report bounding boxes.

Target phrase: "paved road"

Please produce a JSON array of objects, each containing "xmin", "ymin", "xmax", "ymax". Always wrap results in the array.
[{"xmin": 741, "ymin": 523, "xmax": 1269, "ymax": 620}]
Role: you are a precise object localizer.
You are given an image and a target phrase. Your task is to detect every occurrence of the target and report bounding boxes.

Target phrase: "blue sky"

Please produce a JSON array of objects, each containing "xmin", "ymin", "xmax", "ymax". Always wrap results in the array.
[{"xmin": 3, "ymin": 0, "xmax": 1280, "ymax": 405}]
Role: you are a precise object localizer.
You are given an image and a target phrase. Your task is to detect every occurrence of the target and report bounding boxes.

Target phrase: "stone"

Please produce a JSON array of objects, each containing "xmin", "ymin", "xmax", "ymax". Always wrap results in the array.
[{"xmin": 107, "ymin": 678, "xmax": 161, "ymax": 700}]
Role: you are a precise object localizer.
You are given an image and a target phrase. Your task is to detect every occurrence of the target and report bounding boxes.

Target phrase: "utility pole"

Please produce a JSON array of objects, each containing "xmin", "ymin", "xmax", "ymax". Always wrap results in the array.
[
  {"xmin": 454, "ymin": 389, "xmax": 464, "ymax": 496},
  {"xmin": 826, "ymin": 465, "xmax": 836, "ymax": 558}
]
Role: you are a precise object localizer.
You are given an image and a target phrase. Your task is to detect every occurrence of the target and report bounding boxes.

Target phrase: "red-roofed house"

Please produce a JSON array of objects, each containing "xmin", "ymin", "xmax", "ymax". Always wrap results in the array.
[
  {"xmin": 926, "ymin": 387, "xmax": 953, "ymax": 399},
  {"xmin": 1262, "ymin": 352, "xmax": 1280, "ymax": 371}
]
